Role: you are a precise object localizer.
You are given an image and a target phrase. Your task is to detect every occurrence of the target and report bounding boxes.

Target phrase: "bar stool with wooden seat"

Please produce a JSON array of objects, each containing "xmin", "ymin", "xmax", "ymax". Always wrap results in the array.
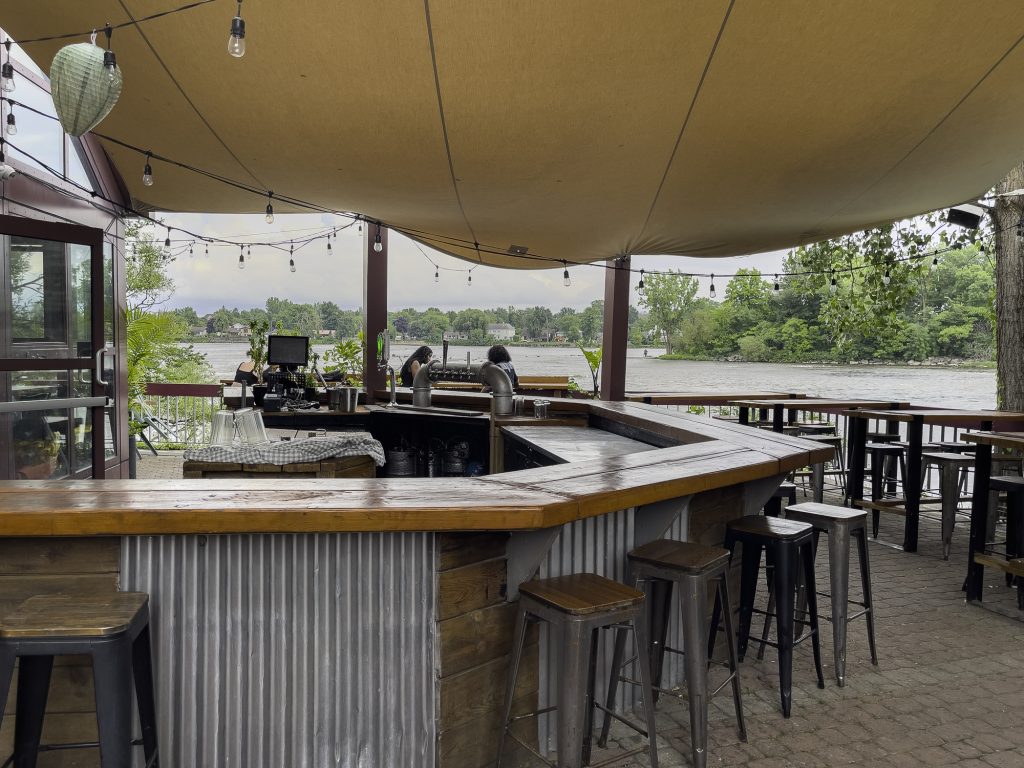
[
  {"xmin": 784, "ymin": 502, "xmax": 878, "ymax": 686},
  {"xmin": 710, "ymin": 516, "xmax": 825, "ymax": 717},
  {"xmin": 597, "ymin": 540, "xmax": 745, "ymax": 768},
  {"xmin": 497, "ymin": 573, "xmax": 658, "ymax": 768},
  {"xmin": 921, "ymin": 451, "xmax": 975, "ymax": 559},
  {"xmin": 975, "ymin": 475, "xmax": 1024, "ymax": 607},
  {"xmin": 0, "ymin": 592, "xmax": 159, "ymax": 768}
]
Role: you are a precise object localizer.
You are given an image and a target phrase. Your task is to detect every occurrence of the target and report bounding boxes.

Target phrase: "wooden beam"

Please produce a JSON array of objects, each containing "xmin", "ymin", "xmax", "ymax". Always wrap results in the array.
[
  {"xmin": 600, "ymin": 255, "xmax": 630, "ymax": 401},
  {"xmin": 362, "ymin": 224, "xmax": 388, "ymax": 402}
]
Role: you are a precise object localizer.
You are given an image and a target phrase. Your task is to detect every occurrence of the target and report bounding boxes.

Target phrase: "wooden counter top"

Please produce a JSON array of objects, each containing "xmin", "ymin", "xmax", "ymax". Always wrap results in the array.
[
  {"xmin": 502, "ymin": 425, "xmax": 655, "ymax": 464},
  {"xmin": 0, "ymin": 400, "xmax": 832, "ymax": 536}
]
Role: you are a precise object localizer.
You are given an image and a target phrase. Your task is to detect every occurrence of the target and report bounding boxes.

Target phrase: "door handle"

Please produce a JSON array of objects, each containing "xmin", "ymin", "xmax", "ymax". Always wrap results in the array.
[{"xmin": 94, "ymin": 345, "xmax": 113, "ymax": 387}]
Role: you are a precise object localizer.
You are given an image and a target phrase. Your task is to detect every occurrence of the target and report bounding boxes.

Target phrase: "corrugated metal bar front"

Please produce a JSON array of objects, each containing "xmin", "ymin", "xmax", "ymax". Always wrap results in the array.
[{"xmin": 122, "ymin": 533, "xmax": 437, "ymax": 768}]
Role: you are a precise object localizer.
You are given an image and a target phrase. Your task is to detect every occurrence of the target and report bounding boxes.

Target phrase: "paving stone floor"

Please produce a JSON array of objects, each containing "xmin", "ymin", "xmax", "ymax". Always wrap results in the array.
[{"xmin": 137, "ymin": 453, "xmax": 1024, "ymax": 766}]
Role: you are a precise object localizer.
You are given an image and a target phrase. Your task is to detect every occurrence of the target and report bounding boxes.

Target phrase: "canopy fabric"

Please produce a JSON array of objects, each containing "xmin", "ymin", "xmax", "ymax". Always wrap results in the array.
[{"xmin": 4, "ymin": 1, "xmax": 1024, "ymax": 268}]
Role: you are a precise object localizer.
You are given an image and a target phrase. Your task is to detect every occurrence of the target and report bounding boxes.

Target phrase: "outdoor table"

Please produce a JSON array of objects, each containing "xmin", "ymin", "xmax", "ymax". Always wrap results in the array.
[
  {"xmin": 730, "ymin": 398, "xmax": 906, "ymax": 434},
  {"xmin": 962, "ymin": 431, "xmax": 1024, "ymax": 601},
  {"xmin": 626, "ymin": 391, "xmax": 805, "ymax": 406},
  {"xmin": 846, "ymin": 410, "xmax": 1024, "ymax": 553}
]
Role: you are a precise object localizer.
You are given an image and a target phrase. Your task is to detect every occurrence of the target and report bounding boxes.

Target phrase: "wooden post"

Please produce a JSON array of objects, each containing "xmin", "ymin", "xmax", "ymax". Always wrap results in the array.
[
  {"xmin": 363, "ymin": 224, "xmax": 388, "ymax": 403},
  {"xmin": 600, "ymin": 255, "xmax": 630, "ymax": 401}
]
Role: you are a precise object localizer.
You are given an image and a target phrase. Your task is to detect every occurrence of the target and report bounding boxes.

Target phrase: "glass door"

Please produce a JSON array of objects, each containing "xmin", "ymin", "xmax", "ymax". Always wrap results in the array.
[{"xmin": 0, "ymin": 216, "xmax": 112, "ymax": 479}]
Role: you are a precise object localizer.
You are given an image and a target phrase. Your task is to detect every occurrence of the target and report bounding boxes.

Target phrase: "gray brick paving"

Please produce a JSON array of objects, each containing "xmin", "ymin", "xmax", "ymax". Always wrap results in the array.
[{"xmin": 137, "ymin": 453, "xmax": 1024, "ymax": 766}]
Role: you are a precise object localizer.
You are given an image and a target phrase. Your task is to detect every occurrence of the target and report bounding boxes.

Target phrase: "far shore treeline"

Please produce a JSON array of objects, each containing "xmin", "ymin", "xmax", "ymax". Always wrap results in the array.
[{"xmin": 166, "ymin": 244, "xmax": 992, "ymax": 366}]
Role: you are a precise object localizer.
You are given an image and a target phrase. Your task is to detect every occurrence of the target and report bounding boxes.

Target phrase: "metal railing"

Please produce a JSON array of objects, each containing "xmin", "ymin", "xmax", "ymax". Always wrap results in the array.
[{"xmin": 138, "ymin": 383, "xmax": 224, "ymax": 448}]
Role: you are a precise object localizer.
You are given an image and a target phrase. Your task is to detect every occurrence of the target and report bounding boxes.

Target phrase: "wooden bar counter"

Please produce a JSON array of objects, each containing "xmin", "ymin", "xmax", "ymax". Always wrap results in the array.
[{"xmin": 0, "ymin": 396, "xmax": 830, "ymax": 768}]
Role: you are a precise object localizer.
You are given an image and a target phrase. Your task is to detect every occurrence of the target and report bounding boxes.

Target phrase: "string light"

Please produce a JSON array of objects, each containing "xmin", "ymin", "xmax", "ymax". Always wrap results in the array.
[
  {"xmin": 204, "ymin": 243, "xmax": 209, "ymax": 257},
  {"xmin": 562, "ymin": 260, "xmax": 571, "ymax": 287},
  {"xmin": 238, "ymin": 245, "xmax": 245, "ymax": 269},
  {"xmin": 467, "ymin": 270, "xmax": 472, "ymax": 286},
  {"xmin": 930, "ymin": 255, "xmax": 938, "ymax": 271},
  {"xmin": 773, "ymin": 274, "xmax": 780, "ymax": 293},
  {"xmin": 882, "ymin": 267, "xmax": 891, "ymax": 286},
  {"xmin": 289, "ymin": 241, "xmax": 296, "ymax": 272},
  {"xmin": 373, "ymin": 224, "xmax": 383, "ymax": 253},
  {"xmin": 2, "ymin": 41, "xmax": 15, "ymax": 94},
  {"xmin": 265, "ymin": 192, "xmax": 274, "ymax": 224},
  {"xmin": 326, "ymin": 238, "xmax": 332, "ymax": 254},
  {"xmin": 188, "ymin": 242, "xmax": 194, "ymax": 257},
  {"xmin": 637, "ymin": 269, "xmax": 645, "ymax": 292},
  {"xmin": 164, "ymin": 228, "xmax": 171, "ymax": 248},
  {"xmin": 709, "ymin": 273, "xmax": 716, "ymax": 299},
  {"xmin": 102, "ymin": 24, "xmax": 117, "ymax": 83},
  {"xmin": 829, "ymin": 272, "xmax": 838, "ymax": 294},
  {"xmin": 228, "ymin": 1, "xmax": 246, "ymax": 58},
  {"xmin": 5, "ymin": 109, "xmax": 15, "ymax": 137},
  {"xmin": 142, "ymin": 151, "xmax": 153, "ymax": 186},
  {"xmin": 247, "ymin": 244, "xmax": 251, "ymax": 259},
  {"xmin": 434, "ymin": 268, "xmax": 439, "ymax": 283}
]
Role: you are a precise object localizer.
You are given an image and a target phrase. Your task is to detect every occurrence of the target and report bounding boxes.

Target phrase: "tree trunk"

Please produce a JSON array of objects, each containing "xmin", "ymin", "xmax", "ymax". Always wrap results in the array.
[{"xmin": 994, "ymin": 162, "xmax": 1024, "ymax": 410}]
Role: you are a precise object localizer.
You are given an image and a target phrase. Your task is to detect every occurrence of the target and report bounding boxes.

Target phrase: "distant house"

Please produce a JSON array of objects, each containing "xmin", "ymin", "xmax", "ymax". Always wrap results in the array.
[
  {"xmin": 190, "ymin": 326, "xmax": 208, "ymax": 337},
  {"xmin": 552, "ymin": 331, "xmax": 567, "ymax": 343},
  {"xmin": 316, "ymin": 329, "xmax": 334, "ymax": 338},
  {"xmin": 443, "ymin": 331, "xmax": 469, "ymax": 341},
  {"xmin": 487, "ymin": 322, "xmax": 515, "ymax": 340},
  {"xmin": 227, "ymin": 323, "xmax": 249, "ymax": 337}
]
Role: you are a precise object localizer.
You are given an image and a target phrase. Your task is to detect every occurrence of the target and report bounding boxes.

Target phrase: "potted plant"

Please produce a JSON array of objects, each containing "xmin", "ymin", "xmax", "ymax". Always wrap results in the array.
[
  {"xmin": 248, "ymin": 319, "xmax": 269, "ymax": 406},
  {"xmin": 323, "ymin": 335, "xmax": 364, "ymax": 411}
]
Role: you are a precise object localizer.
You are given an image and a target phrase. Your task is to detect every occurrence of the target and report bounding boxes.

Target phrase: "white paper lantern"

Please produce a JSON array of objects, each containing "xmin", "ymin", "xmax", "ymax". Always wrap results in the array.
[{"xmin": 50, "ymin": 42, "xmax": 123, "ymax": 137}]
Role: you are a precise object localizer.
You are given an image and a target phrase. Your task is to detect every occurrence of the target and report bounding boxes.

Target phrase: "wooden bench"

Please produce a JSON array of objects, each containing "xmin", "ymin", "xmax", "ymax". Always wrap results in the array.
[{"xmin": 516, "ymin": 375, "xmax": 571, "ymax": 396}]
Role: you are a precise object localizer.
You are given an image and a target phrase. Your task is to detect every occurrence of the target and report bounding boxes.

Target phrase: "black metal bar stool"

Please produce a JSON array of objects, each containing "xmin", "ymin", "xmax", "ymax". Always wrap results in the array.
[
  {"xmin": 764, "ymin": 481, "xmax": 797, "ymax": 517},
  {"xmin": 711, "ymin": 516, "xmax": 825, "ymax": 717},
  {"xmin": 0, "ymin": 592, "xmax": 159, "ymax": 768},
  {"xmin": 802, "ymin": 435, "xmax": 845, "ymax": 502},
  {"xmin": 784, "ymin": 502, "xmax": 878, "ymax": 686},
  {"xmin": 921, "ymin": 451, "xmax": 974, "ymax": 559},
  {"xmin": 597, "ymin": 540, "xmax": 745, "ymax": 768},
  {"xmin": 865, "ymin": 442, "xmax": 905, "ymax": 537},
  {"xmin": 497, "ymin": 573, "xmax": 658, "ymax": 768}
]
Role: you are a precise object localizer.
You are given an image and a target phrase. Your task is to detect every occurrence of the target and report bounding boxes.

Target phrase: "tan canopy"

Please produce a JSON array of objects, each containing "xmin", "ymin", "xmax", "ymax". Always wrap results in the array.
[{"xmin": 5, "ymin": 1, "xmax": 1024, "ymax": 267}]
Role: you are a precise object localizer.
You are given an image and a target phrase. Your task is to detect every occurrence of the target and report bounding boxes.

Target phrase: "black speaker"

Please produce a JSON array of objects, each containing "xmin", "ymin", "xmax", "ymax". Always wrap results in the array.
[{"xmin": 947, "ymin": 205, "xmax": 983, "ymax": 230}]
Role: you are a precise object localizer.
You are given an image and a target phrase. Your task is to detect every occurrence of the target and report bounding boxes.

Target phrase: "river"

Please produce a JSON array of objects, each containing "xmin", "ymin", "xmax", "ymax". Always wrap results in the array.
[{"xmin": 189, "ymin": 342, "xmax": 996, "ymax": 409}]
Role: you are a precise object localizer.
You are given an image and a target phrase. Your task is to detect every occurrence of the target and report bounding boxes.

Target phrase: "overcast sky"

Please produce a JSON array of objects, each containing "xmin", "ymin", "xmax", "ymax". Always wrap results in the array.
[{"xmin": 156, "ymin": 212, "xmax": 789, "ymax": 315}]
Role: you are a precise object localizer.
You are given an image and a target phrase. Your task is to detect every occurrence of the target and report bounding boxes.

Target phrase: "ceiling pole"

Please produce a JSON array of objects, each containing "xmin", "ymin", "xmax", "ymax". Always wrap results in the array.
[
  {"xmin": 600, "ymin": 255, "xmax": 631, "ymax": 401},
  {"xmin": 362, "ymin": 224, "xmax": 388, "ymax": 403}
]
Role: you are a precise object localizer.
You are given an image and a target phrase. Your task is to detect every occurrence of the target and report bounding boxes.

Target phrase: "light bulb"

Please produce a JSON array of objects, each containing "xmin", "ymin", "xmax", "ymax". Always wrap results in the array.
[
  {"xmin": 930, "ymin": 256, "xmax": 938, "ymax": 271},
  {"xmin": 373, "ymin": 226, "xmax": 383, "ymax": 253},
  {"xmin": 709, "ymin": 274, "xmax": 716, "ymax": 299},
  {"xmin": 164, "ymin": 230, "xmax": 171, "ymax": 248},
  {"xmin": 1, "ymin": 62, "xmax": 15, "ymax": 94},
  {"xmin": 204, "ymin": 244, "xmax": 209, "ymax": 257},
  {"xmin": 189, "ymin": 244, "xmax": 194, "ymax": 257},
  {"xmin": 103, "ymin": 51, "xmax": 117, "ymax": 84},
  {"xmin": 289, "ymin": 258, "xmax": 296, "ymax": 273},
  {"xmin": 637, "ymin": 269, "xmax": 645, "ymax": 292},
  {"xmin": 563, "ymin": 262, "xmax": 571, "ymax": 287},
  {"xmin": 228, "ymin": 12, "xmax": 246, "ymax": 58},
  {"xmin": 467, "ymin": 272, "xmax": 472, "ymax": 286},
  {"xmin": 882, "ymin": 269, "xmax": 891, "ymax": 286},
  {"xmin": 238, "ymin": 250, "xmax": 245, "ymax": 269},
  {"xmin": 142, "ymin": 159, "xmax": 153, "ymax": 186},
  {"xmin": 327, "ymin": 241, "xmax": 332, "ymax": 253},
  {"xmin": 265, "ymin": 202, "xmax": 274, "ymax": 224},
  {"xmin": 773, "ymin": 274, "xmax": 780, "ymax": 292},
  {"xmin": 830, "ymin": 276, "xmax": 838, "ymax": 294},
  {"xmin": 434, "ymin": 269, "xmax": 439, "ymax": 283},
  {"xmin": 5, "ymin": 112, "xmax": 15, "ymax": 136}
]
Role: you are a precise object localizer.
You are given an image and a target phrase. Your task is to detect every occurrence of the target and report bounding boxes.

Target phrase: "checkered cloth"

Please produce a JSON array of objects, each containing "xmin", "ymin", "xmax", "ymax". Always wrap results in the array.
[{"xmin": 184, "ymin": 431, "xmax": 385, "ymax": 467}]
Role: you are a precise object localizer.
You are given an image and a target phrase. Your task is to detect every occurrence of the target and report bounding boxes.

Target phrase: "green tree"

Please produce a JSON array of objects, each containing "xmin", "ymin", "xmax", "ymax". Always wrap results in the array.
[{"xmin": 638, "ymin": 271, "xmax": 699, "ymax": 354}]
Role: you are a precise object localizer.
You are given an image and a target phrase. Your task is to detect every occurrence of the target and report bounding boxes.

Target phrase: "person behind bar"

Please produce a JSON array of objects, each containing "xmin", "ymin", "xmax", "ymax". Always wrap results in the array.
[
  {"xmin": 485, "ymin": 345, "xmax": 518, "ymax": 390},
  {"xmin": 400, "ymin": 345, "xmax": 433, "ymax": 386}
]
